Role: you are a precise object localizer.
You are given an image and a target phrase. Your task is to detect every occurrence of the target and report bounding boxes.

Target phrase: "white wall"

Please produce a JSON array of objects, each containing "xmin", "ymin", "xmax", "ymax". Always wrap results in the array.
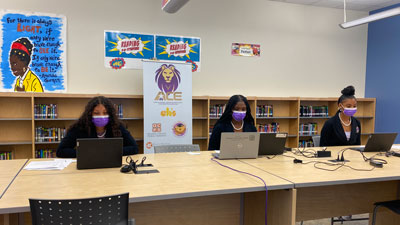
[{"xmin": 0, "ymin": 0, "xmax": 368, "ymax": 97}]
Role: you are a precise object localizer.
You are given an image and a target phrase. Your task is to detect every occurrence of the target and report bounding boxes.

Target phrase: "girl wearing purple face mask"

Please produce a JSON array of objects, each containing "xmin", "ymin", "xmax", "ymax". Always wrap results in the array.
[
  {"xmin": 57, "ymin": 96, "xmax": 138, "ymax": 158},
  {"xmin": 208, "ymin": 95, "xmax": 257, "ymax": 150},
  {"xmin": 320, "ymin": 86, "xmax": 361, "ymax": 147}
]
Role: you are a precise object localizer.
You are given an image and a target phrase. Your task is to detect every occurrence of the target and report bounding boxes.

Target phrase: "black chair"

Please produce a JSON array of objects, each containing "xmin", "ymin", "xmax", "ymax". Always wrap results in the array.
[
  {"xmin": 29, "ymin": 192, "xmax": 131, "ymax": 225},
  {"xmin": 371, "ymin": 200, "xmax": 400, "ymax": 225}
]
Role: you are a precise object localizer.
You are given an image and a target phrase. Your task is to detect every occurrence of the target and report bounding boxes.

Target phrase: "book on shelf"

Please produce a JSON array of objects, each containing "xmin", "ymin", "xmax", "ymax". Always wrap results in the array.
[
  {"xmin": 257, "ymin": 122, "xmax": 279, "ymax": 133},
  {"xmin": 34, "ymin": 104, "xmax": 58, "ymax": 119},
  {"xmin": 36, "ymin": 149, "xmax": 56, "ymax": 158},
  {"xmin": 35, "ymin": 127, "xmax": 66, "ymax": 142},
  {"xmin": 209, "ymin": 104, "xmax": 225, "ymax": 118},
  {"xmin": 299, "ymin": 123, "xmax": 318, "ymax": 135},
  {"xmin": 114, "ymin": 104, "xmax": 123, "ymax": 118},
  {"xmin": 0, "ymin": 152, "xmax": 12, "ymax": 160},
  {"xmin": 256, "ymin": 105, "xmax": 273, "ymax": 117},
  {"xmin": 299, "ymin": 105, "xmax": 328, "ymax": 117},
  {"xmin": 299, "ymin": 140, "xmax": 314, "ymax": 148}
]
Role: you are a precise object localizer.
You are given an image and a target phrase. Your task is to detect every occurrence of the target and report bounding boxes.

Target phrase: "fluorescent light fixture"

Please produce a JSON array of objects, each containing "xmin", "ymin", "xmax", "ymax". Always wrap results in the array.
[
  {"xmin": 162, "ymin": 0, "xmax": 189, "ymax": 13},
  {"xmin": 340, "ymin": 7, "xmax": 400, "ymax": 29}
]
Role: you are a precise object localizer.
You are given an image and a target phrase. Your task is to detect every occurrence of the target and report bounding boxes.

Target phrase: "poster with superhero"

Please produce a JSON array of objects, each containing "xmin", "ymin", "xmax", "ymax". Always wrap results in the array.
[{"xmin": 0, "ymin": 10, "xmax": 67, "ymax": 92}]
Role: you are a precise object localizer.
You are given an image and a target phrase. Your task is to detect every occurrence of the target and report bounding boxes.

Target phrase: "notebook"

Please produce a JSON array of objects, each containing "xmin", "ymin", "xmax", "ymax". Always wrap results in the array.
[
  {"xmin": 258, "ymin": 133, "xmax": 288, "ymax": 155},
  {"xmin": 76, "ymin": 138, "xmax": 123, "ymax": 169},
  {"xmin": 351, "ymin": 133, "xmax": 397, "ymax": 152},
  {"xmin": 212, "ymin": 132, "xmax": 260, "ymax": 159}
]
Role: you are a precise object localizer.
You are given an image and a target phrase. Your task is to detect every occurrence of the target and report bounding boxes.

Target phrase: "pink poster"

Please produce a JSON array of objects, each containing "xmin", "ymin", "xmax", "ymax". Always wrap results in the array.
[{"xmin": 231, "ymin": 43, "xmax": 260, "ymax": 57}]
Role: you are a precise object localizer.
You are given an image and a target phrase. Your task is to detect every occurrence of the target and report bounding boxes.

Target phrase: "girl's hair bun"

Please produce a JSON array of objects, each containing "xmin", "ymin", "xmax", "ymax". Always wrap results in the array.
[{"xmin": 341, "ymin": 85, "xmax": 355, "ymax": 96}]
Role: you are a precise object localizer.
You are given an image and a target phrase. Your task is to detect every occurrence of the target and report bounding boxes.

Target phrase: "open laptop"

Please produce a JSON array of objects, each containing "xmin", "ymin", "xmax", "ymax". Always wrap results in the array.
[
  {"xmin": 258, "ymin": 133, "xmax": 288, "ymax": 155},
  {"xmin": 351, "ymin": 133, "xmax": 397, "ymax": 152},
  {"xmin": 212, "ymin": 132, "xmax": 260, "ymax": 159},
  {"xmin": 76, "ymin": 138, "xmax": 123, "ymax": 169}
]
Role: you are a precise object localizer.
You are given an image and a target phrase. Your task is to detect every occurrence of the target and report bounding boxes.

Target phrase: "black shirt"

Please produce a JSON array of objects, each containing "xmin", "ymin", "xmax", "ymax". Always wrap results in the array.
[
  {"xmin": 208, "ymin": 121, "xmax": 257, "ymax": 150},
  {"xmin": 320, "ymin": 112, "xmax": 361, "ymax": 147},
  {"xmin": 56, "ymin": 124, "xmax": 138, "ymax": 158}
]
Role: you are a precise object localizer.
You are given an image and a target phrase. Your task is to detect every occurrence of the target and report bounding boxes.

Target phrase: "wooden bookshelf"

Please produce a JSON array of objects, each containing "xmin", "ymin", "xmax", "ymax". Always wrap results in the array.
[{"xmin": 0, "ymin": 93, "xmax": 376, "ymax": 158}]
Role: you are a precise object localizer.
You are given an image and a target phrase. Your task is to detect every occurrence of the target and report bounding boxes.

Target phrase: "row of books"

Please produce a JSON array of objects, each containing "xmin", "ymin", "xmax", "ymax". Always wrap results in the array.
[
  {"xmin": 0, "ymin": 152, "xmax": 12, "ymax": 160},
  {"xmin": 34, "ymin": 104, "xmax": 58, "ymax": 119},
  {"xmin": 257, "ymin": 123, "xmax": 280, "ymax": 133},
  {"xmin": 114, "ymin": 104, "xmax": 123, "ymax": 118},
  {"xmin": 36, "ymin": 149, "xmax": 56, "ymax": 158},
  {"xmin": 35, "ymin": 127, "xmax": 66, "ymax": 142},
  {"xmin": 209, "ymin": 104, "xmax": 226, "ymax": 118},
  {"xmin": 299, "ymin": 105, "xmax": 329, "ymax": 117},
  {"xmin": 256, "ymin": 105, "xmax": 273, "ymax": 117},
  {"xmin": 299, "ymin": 140, "xmax": 314, "ymax": 148},
  {"xmin": 299, "ymin": 123, "xmax": 318, "ymax": 135}
]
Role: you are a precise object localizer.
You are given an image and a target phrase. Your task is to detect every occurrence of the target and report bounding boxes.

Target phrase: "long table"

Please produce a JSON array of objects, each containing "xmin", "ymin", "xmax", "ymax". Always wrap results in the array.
[
  {"xmin": 1, "ymin": 147, "xmax": 400, "ymax": 225},
  {"xmin": 0, "ymin": 152, "xmax": 294, "ymax": 225}
]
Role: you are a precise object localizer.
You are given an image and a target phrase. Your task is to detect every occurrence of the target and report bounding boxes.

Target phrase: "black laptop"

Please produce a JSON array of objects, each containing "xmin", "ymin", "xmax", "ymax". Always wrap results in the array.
[
  {"xmin": 258, "ymin": 133, "xmax": 288, "ymax": 155},
  {"xmin": 351, "ymin": 133, "xmax": 397, "ymax": 152},
  {"xmin": 76, "ymin": 138, "xmax": 123, "ymax": 169}
]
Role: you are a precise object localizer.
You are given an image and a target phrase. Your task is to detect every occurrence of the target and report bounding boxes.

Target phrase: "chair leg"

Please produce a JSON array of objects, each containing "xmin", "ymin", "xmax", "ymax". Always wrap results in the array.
[
  {"xmin": 371, "ymin": 205, "xmax": 382, "ymax": 225},
  {"xmin": 300, "ymin": 221, "xmax": 303, "ymax": 225}
]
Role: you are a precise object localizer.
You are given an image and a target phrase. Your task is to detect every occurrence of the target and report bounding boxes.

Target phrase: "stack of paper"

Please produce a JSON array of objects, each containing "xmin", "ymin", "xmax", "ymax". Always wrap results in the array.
[{"xmin": 24, "ymin": 159, "xmax": 76, "ymax": 170}]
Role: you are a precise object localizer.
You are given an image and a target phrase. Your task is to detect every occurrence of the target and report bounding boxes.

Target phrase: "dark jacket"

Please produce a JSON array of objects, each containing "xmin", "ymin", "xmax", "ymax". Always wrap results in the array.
[
  {"xmin": 208, "ymin": 121, "xmax": 257, "ymax": 150},
  {"xmin": 56, "ymin": 124, "xmax": 138, "ymax": 158},
  {"xmin": 320, "ymin": 111, "xmax": 361, "ymax": 147}
]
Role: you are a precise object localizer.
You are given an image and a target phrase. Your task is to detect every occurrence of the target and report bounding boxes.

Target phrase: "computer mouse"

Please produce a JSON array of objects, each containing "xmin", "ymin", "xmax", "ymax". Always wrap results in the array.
[{"xmin": 120, "ymin": 165, "xmax": 131, "ymax": 173}]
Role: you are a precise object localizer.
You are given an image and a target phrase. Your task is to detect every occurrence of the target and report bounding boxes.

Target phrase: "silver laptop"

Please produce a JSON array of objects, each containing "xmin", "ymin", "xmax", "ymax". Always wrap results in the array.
[
  {"xmin": 76, "ymin": 138, "xmax": 123, "ymax": 169},
  {"xmin": 212, "ymin": 132, "xmax": 260, "ymax": 159},
  {"xmin": 351, "ymin": 133, "xmax": 397, "ymax": 152}
]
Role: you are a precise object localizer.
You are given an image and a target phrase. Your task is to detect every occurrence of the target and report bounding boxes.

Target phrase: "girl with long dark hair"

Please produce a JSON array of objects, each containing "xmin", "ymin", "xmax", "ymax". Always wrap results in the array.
[
  {"xmin": 208, "ymin": 95, "xmax": 257, "ymax": 150},
  {"xmin": 57, "ymin": 96, "xmax": 138, "ymax": 158}
]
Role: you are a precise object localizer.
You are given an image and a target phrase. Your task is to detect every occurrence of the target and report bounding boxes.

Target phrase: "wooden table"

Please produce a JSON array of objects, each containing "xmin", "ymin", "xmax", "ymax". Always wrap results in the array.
[
  {"xmin": 0, "ymin": 152, "xmax": 294, "ymax": 225},
  {"xmin": 240, "ymin": 146, "xmax": 400, "ymax": 225}
]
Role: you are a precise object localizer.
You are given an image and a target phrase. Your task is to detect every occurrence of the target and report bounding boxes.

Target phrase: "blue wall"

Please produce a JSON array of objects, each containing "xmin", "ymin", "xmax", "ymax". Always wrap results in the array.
[{"xmin": 365, "ymin": 3, "xmax": 400, "ymax": 143}]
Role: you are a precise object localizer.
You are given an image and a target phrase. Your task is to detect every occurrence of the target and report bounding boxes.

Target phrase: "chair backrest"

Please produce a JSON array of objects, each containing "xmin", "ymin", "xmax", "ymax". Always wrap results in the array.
[
  {"xmin": 154, "ymin": 144, "xmax": 200, "ymax": 153},
  {"xmin": 312, "ymin": 135, "xmax": 321, "ymax": 147},
  {"xmin": 29, "ymin": 192, "xmax": 129, "ymax": 225}
]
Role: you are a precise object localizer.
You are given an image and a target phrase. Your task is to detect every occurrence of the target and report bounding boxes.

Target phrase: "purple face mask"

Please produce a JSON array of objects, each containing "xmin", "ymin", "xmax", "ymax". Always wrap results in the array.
[
  {"xmin": 92, "ymin": 115, "xmax": 109, "ymax": 127},
  {"xmin": 343, "ymin": 108, "xmax": 357, "ymax": 117},
  {"xmin": 232, "ymin": 111, "xmax": 246, "ymax": 122}
]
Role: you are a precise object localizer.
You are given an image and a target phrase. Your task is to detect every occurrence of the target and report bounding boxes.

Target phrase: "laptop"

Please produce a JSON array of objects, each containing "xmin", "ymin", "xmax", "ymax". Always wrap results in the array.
[
  {"xmin": 212, "ymin": 132, "xmax": 260, "ymax": 159},
  {"xmin": 258, "ymin": 133, "xmax": 288, "ymax": 155},
  {"xmin": 76, "ymin": 138, "xmax": 123, "ymax": 169},
  {"xmin": 351, "ymin": 133, "xmax": 397, "ymax": 152}
]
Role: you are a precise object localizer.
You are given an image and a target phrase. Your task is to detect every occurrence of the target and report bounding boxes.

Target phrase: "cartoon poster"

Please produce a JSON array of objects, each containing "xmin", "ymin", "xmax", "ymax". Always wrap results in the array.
[
  {"xmin": 143, "ymin": 60, "xmax": 192, "ymax": 153},
  {"xmin": 0, "ymin": 10, "xmax": 67, "ymax": 92},
  {"xmin": 231, "ymin": 43, "xmax": 260, "ymax": 57},
  {"xmin": 156, "ymin": 35, "xmax": 201, "ymax": 72},
  {"xmin": 104, "ymin": 31, "xmax": 154, "ymax": 70}
]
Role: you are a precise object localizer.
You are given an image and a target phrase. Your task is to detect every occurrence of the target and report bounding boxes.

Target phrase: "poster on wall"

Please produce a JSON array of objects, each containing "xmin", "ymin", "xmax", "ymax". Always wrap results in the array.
[
  {"xmin": 231, "ymin": 43, "xmax": 260, "ymax": 57},
  {"xmin": 104, "ymin": 31, "xmax": 155, "ymax": 70},
  {"xmin": 104, "ymin": 31, "xmax": 201, "ymax": 72},
  {"xmin": 156, "ymin": 35, "xmax": 201, "ymax": 72},
  {"xmin": 143, "ymin": 60, "xmax": 192, "ymax": 153},
  {"xmin": 0, "ymin": 10, "xmax": 67, "ymax": 92}
]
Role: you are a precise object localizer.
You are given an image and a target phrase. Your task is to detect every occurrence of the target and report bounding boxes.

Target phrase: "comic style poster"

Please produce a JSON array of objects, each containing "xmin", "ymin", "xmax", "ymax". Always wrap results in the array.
[
  {"xmin": 156, "ymin": 35, "xmax": 201, "ymax": 72},
  {"xmin": 143, "ymin": 60, "xmax": 192, "ymax": 153},
  {"xmin": 231, "ymin": 43, "xmax": 260, "ymax": 57},
  {"xmin": 104, "ymin": 31, "xmax": 155, "ymax": 70},
  {"xmin": 0, "ymin": 10, "xmax": 67, "ymax": 92}
]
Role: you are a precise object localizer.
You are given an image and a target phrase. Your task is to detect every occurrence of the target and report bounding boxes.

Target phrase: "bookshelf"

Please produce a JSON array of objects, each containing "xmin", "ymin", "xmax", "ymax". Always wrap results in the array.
[{"xmin": 0, "ymin": 93, "xmax": 376, "ymax": 159}]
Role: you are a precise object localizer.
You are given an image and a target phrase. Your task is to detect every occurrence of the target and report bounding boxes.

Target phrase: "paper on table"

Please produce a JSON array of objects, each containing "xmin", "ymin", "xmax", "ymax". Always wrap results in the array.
[
  {"xmin": 24, "ymin": 159, "xmax": 76, "ymax": 170},
  {"xmin": 391, "ymin": 145, "xmax": 400, "ymax": 150},
  {"xmin": 187, "ymin": 152, "xmax": 200, "ymax": 155}
]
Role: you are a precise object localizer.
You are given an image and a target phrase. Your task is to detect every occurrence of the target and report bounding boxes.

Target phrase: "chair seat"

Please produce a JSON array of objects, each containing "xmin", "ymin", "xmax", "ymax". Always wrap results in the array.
[{"xmin": 374, "ymin": 200, "xmax": 400, "ymax": 214}]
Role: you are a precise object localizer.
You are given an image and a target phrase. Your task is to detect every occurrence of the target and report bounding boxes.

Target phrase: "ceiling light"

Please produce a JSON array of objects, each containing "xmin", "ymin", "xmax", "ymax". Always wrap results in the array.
[{"xmin": 339, "ymin": 0, "xmax": 400, "ymax": 29}]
